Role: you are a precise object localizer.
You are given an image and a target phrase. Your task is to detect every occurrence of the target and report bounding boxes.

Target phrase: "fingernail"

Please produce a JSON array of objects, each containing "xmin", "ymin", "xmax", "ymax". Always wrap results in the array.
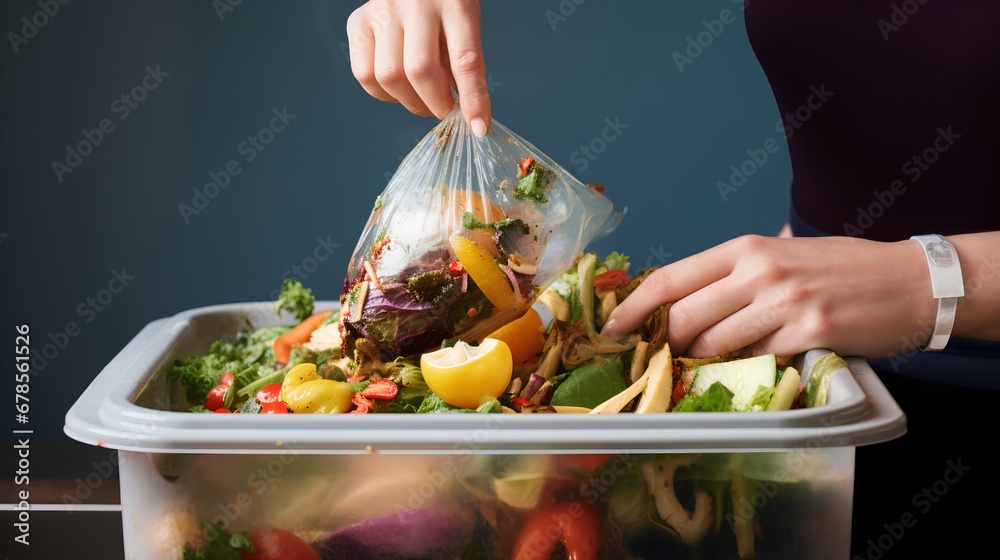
[
  {"xmin": 470, "ymin": 118, "xmax": 487, "ymax": 138},
  {"xmin": 600, "ymin": 318, "xmax": 619, "ymax": 338}
]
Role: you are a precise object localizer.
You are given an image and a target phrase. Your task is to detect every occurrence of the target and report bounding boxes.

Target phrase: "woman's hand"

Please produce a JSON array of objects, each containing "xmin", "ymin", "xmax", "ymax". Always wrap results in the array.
[
  {"xmin": 346, "ymin": 0, "xmax": 491, "ymax": 136},
  {"xmin": 600, "ymin": 235, "xmax": 938, "ymax": 359}
]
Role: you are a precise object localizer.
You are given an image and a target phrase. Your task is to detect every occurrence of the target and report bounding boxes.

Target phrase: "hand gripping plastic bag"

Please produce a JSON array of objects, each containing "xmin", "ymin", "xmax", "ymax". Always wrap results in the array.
[{"xmin": 340, "ymin": 107, "xmax": 620, "ymax": 364}]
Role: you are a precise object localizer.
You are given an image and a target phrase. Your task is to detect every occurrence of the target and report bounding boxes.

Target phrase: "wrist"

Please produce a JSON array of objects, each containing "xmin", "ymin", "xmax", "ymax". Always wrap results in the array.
[{"xmin": 896, "ymin": 239, "xmax": 939, "ymax": 348}]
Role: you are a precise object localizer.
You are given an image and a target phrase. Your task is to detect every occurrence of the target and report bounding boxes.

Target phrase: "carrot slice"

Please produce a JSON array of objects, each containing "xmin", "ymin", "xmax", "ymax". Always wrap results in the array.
[{"xmin": 274, "ymin": 310, "xmax": 333, "ymax": 364}]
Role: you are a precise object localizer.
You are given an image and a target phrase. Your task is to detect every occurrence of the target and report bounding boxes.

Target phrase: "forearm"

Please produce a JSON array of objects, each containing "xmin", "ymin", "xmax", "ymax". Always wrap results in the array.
[{"xmin": 948, "ymin": 232, "xmax": 1000, "ymax": 341}]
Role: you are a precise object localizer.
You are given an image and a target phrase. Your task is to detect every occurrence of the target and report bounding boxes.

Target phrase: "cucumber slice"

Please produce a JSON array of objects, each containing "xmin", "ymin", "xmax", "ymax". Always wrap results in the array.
[{"xmin": 691, "ymin": 354, "xmax": 777, "ymax": 412}]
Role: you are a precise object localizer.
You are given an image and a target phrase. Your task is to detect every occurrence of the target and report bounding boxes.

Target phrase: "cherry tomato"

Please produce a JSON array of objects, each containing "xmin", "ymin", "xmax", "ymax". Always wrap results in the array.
[
  {"xmin": 205, "ymin": 384, "xmax": 228, "ymax": 411},
  {"xmin": 256, "ymin": 383, "xmax": 283, "ymax": 404},
  {"xmin": 239, "ymin": 528, "xmax": 320, "ymax": 560},
  {"xmin": 220, "ymin": 371, "xmax": 235, "ymax": 386},
  {"xmin": 214, "ymin": 408, "xmax": 232, "ymax": 414},
  {"xmin": 261, "ymin": 402, "xmax": 288, "ymax": 414},
  {"xmin": 359, "ymin": 378, "xmax": 398, "ymax": 401}
]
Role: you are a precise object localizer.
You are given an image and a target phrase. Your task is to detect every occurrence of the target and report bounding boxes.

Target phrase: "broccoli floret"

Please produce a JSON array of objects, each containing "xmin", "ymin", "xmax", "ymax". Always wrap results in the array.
[{"xmin": 274, "ymin": 279, "xmax": 315, "ymax": 322}]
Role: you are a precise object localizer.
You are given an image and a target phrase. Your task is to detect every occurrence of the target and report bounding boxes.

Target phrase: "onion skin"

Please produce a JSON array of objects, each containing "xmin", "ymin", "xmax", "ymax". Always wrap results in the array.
[{"xmin": 314, "ymin": 506, "xmax": 474, "ymax": 560}]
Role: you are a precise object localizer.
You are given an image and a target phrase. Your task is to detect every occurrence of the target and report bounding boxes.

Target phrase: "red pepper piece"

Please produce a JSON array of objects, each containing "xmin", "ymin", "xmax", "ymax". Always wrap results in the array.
[
  {"xmin": 512, "ymin": 396, "xmax": 531, "ymax": 412},
  {"xmin": 672, "ymin": 378, "xmax": 686, "ymax": 406},
  {"xmin": 511, "ymin": 503, "xmax": 600, "ymax": 560},
  {"xmin": 351, "ymin": 392, "xmax": 372, "ymax": 414},
  {"xmin": 593, "ymin": 269, "xmax": 630, "ymax": 291},
  {"xmin": 359, "ymin": 378, "xmax": 398, "ymax": 401},
  {"xmin": 518, "ymin": 156, "xmax": 535, "ymax": 176},
  {"xmin": 446, "ymin": 260, "xmax": 465, "ymax": 277}
]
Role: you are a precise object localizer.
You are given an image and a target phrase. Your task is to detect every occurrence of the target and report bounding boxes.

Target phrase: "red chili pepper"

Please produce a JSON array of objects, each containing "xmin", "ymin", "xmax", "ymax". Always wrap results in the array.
[
  {"xmin": 256, "ymin": 383, "xmax": 283, "ymax": 405},
  {"xmin": 593, "ymin": 269, "xmax": 630, "ymax": 291},
  {"xmin": 261, "ymin": 401, "xmax": 289, "ymax": 414},
  {"xmin": 360, "ymin": 378, "xmax": 398, "ymax": 401},
  {"xmin": 351, "ymin": 392, "xmax": 372, "ymax": 414},
  {"xmin": 511, "ymin": 503, "xmax": 600, "ymax": 560},
  {"xmin": 672, "ymin": 378, "xmax": 686, "ymax": 406},
  {"xmin": 519, "ymin": 156, "xmax": 535, "ymax": 176}
]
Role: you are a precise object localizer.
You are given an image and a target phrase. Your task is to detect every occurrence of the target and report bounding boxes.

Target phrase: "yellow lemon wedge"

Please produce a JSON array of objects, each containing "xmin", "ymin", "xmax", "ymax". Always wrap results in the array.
[
  {"xmin": 487, "ymin": 307, "xmax": 546, "ymax": 366},
  {"xmin": 420, "ymin": 338, "xmax": 513, "ymax": 409},
  {"xmin": 450, "ymin": 234, "xmax": 518, "ymax": 310}
]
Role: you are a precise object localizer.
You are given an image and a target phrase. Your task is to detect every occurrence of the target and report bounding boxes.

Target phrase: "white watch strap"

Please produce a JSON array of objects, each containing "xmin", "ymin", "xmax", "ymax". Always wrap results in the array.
[{"xmin": 910, "ymin": 234, "xmax": 964, "ymax": 351}]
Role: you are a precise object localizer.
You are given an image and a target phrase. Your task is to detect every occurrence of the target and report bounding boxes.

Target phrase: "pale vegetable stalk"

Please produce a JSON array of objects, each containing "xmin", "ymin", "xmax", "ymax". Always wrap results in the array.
[{"xmin": 634, "ymin": 343, "xmax": 674, "ymax": 413}]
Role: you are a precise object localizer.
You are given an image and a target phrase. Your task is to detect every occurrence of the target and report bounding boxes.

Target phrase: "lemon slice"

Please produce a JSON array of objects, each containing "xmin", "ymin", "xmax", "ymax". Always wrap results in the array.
[{"xmin": 420, "ymin": 338, "xmax": 513, "ymax": 409}]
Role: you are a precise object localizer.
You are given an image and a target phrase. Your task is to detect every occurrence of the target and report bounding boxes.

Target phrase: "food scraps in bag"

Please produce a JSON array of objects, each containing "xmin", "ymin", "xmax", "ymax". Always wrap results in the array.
[{"xmin": 337, "ymin": 108, "xmax": 618, "ymax": 368}]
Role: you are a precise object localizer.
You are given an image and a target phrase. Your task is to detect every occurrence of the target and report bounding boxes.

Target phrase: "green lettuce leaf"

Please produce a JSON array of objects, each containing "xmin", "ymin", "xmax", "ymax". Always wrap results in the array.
[
  {"xmin": 673, "ymin": 382, "xmax": 735, "ymax": 412},
  {"xmin": 417, "ymin": 392, "xmax": 501, "ymax": 413},
  {"xmin": 549, "ymin": 361, "xmax": 627, "ymax": 409}
]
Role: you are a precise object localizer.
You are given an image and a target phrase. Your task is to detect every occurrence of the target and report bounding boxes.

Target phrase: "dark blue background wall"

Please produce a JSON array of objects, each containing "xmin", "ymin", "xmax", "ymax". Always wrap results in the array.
[{"xmin": 1, "ymin": 0, "xmax": 787, "ymax": 485}]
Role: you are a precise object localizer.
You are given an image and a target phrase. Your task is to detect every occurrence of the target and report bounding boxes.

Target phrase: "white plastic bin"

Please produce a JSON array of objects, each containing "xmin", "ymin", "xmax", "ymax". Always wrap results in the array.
[{"xmin": 65, "ymin": 302, "xmax": 906, "ymax": 560}]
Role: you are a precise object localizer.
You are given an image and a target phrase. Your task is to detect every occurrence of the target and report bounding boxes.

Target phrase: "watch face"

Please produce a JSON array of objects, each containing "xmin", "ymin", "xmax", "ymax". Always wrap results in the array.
[{"xmin": 926, "ymin": 241, "xmax": 955, "ymax": 267}]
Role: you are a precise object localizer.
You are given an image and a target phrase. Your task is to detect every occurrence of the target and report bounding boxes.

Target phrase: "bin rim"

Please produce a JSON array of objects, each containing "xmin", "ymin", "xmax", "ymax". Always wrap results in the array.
[{"xmin": 64, "ymin": 301, "xmax": 907, "ymax": 454}]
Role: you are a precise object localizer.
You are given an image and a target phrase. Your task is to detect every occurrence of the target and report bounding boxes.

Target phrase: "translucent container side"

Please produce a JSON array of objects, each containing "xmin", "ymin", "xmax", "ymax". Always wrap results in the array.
[{"xmin": 121, "ymin": 447, "xmax": 855, "ymax": 560}]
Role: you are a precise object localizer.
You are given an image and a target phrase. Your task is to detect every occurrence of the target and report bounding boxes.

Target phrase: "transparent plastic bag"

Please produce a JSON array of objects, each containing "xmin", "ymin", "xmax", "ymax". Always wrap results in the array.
[{"xmin": 340, "ymin": 107, "xmax": 620, "ymax": 362}]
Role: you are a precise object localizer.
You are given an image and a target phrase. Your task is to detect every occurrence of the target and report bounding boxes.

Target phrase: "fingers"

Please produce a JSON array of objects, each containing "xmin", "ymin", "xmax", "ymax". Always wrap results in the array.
[
  {"xmin": 402, "ymin": 7, "xmax": 455, "ymax": 119},
  {"xmin": 601, "ymin": 248, "xmax": 735, "ymax": 338},
  {"xmin": 441, "ymin": 0, "xmax": 491, "ymax": 136},
  {"xmin": 347, "ymin": 9, "xmax": 396, "ymax": 103},
  {"xmin": 684, "ymin": 301, "xmax": 783, "ymax": 358},
  {"xmin": 347, "ymin": 0, "xmax": 490, "ymax": 130},
  {"xmin": 665, "ymin": 276, "xmax": 755, "ymax": 355},
  {"xmin": 373, "ymin": 21, "xmax": 432, "ymax": 116}
]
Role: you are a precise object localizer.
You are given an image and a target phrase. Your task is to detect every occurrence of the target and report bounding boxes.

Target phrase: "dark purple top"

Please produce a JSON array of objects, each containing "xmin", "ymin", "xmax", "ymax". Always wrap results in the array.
[
  {"xmin": 744, "ymin": 0, "xmax": 1000, "ymax": 386},
  {"xmin": 744, "ymin": 0, "xmax": 1000, "ymax": 241}
]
